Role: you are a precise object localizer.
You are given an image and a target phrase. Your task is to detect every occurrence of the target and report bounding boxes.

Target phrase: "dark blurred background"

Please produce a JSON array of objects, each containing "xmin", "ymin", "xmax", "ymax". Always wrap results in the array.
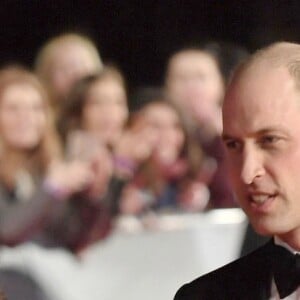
[{"xmin": 0, "ymin": 0, "xmax": 299, "ymax": 91}]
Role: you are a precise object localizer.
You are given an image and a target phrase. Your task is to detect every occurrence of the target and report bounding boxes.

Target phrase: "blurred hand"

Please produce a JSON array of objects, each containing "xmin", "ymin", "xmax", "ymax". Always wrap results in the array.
[
  {"xmin": 114, "ymin": 122, "xmax": 158, "ymax": 163},
  {"xmin": 190, "ymin": 98, "xmax": 223, "ymax": 134},
  {"xmin": 86, "ymin": 145, "xmax": 113, "ymax": 199},
  {"xmin": 46, "ymin": 160, "xmax": 94, "ymax": 198},
  {"xmin": 119, "ymin": 186, "xmax": 147, "ymax": 215},
  {"xmin": 179, "ymin": 181, "xmax": 210, "ymax": 212},
  {"xmin": 113, "ymin": 120, "xmax": 159, "ymax": 178}
]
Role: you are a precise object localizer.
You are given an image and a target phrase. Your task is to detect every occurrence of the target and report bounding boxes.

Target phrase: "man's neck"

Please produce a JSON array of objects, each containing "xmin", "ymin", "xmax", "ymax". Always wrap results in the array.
[{"xmin": 276, "ymin": 230, "xmax": 300, "ymax": 252}]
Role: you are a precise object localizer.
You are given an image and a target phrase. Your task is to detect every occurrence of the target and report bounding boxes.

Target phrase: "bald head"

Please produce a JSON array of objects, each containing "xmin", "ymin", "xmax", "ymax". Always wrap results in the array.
[
  {"xmin": 221, "ymin": 42, "xmax": 300, "ymax": 240},
  {"xmin": 229, "ymin": 42, "xmax": 300, "ymax": 90}
]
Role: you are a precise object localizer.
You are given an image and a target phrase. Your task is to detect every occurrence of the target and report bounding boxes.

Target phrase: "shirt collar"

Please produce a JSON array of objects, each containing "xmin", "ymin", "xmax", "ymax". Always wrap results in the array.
[{"xmin": 274, "ymin": 236, "xmax": 300, "ymax": 255}]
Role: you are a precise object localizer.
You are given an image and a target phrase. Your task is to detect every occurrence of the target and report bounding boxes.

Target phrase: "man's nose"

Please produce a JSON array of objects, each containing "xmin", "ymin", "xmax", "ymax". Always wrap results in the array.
[{"xmin": 241, "ymin": 146, "xmax": 265, "ymax": 184}]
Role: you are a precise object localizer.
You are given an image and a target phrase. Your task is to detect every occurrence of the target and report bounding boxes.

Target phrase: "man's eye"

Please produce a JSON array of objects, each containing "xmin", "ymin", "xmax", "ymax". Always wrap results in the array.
[
  {"xmin": 225, "ymin": 140, "xmax": 242, "ymax": 151},
  {"xmin": 259, "ymin": 135, "xmax": 280, "ymax": 146}
]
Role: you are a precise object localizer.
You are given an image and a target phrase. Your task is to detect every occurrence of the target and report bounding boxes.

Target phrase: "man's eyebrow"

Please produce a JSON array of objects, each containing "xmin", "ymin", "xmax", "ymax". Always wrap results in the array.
[
  {"xmin": 221, "ymin": 134, "xmax": 236, "ymax": 141},
  {"xmin": 256, "ymin": 128, "xmax": 283, "ymax": 135},
  {"xmin": 222, "ymin": 127, "xmax": 284, "ymax": 141}
]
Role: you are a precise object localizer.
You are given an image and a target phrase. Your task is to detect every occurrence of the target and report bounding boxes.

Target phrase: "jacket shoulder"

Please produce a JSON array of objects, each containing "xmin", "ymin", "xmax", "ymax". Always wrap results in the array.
[{"xmin": 174, "ymin": 241, "xmax": 272, "ymax": 300}]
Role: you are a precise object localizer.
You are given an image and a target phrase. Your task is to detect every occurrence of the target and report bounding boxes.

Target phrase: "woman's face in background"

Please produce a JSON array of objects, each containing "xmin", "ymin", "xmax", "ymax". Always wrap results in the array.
[
  {"xmin": 0, "ymin": 83, "xmax": 47, "ymax": 150},
  {"xmin": 81, "ymin": 77, "xmax": 128, "ymax": 147},
  {"xmin": 49, "ymin": 42, "xmax": 100, "ymax": 101},
  {"xmin": 142, "ymin": 103, "xmax": 185, "ymax": 165}
]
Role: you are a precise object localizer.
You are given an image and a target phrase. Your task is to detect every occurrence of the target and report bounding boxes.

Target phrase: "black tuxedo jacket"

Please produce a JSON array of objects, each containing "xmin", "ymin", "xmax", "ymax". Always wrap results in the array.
[{"xmin": 174, "ymin": 240, "xmax": 275, "ymax": 300}]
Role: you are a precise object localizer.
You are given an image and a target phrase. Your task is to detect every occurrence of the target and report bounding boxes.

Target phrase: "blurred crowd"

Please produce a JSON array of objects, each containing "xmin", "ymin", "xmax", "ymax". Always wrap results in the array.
[
  {"xmin": 0, "ymin": 32, "xmax": 250, "ymax": 257},
  {"xmin": 0, "ymin": 31, "xmax": 254, "ymax": 299}
]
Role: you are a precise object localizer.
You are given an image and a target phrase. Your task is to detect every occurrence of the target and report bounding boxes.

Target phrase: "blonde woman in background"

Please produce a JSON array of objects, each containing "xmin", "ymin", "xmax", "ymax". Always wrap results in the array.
[
  {"xmin": 0, "ymin": 65, "xmax": 62, "ymax": 246},
  {"xmin": 0, "ymin": 66, "xmax": 96, "ymax": 248},
  {"xmin": 35, "ymin": 32, "xmax": 103, "ymax": 116}
]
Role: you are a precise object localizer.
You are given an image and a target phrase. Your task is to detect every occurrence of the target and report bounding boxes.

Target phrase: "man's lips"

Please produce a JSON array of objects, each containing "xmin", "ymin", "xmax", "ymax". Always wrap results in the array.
[{"xmin": 247, "ymin": 191, "xmax": 278, "ymax": 209}]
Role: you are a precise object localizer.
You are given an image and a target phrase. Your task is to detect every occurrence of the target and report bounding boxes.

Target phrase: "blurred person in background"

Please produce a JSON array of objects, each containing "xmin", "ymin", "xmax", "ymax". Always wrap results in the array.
[
  {"xmin": 166, "ymin": 45, "xmax": 224, "ymax": 136},
  {"xmin": 59, "ymin": 66, "xmax": 128, "ymax": 150},
  {"xmin": 118, "ymin": 92, "xmax": 214, "ymax": 217},
  {"xmin": 0, "ymin": 66, "xmax": 111, "ymax": 254},
  {"xmin": 58, "ymin": 66, "xmax": 135, "ymax": 226},
  {"xmin": 58, "ymin": 65, "xmax": 129, "ymax": 213},
  {"xmin": 165, "ymin": 42, "xmax": 269, "ymax": 256},
  {"xmin": 165, "ymin": 42, "xmax": 247, "ymax": 208},
  {"xmin": 0, "ymin": 268, "xmax": 48, "ymax": 300},
  {"xmin": 0, "ymin": 65, "xmax": 64, "ymax": 246},
  {"xmin": 34, "ymin": 32, "xmax": 103, "ymax": 118}
]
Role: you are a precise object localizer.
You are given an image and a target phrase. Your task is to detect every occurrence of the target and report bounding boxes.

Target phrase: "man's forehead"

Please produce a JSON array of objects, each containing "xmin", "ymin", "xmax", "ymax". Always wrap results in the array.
[
  {"xmin": 222, "ymin": 71, "xmax": 300, "ymax": 142},
  {"xmin": 224, "ymin": 66, "xmax": 296, "ymax": 104}
]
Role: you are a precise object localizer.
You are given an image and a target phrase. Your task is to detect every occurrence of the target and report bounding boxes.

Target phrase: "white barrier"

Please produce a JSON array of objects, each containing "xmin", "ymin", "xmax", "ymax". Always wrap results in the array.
[{"xmin": 0, "ymin": 209, "xmax": 247, "ymax": 300}]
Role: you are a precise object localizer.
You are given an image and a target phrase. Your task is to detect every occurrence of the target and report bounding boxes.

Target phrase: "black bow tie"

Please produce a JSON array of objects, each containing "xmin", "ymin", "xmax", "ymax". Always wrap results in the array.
[{"xmin": 271, "ymin": 244, "xmax": 300, "ymax": 299}]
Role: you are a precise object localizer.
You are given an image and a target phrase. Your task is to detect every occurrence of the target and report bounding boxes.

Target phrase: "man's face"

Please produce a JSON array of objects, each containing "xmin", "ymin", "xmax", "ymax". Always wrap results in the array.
[{"xmin": 222, "ymin": 66, "xmax": 300, "ymax": 241}]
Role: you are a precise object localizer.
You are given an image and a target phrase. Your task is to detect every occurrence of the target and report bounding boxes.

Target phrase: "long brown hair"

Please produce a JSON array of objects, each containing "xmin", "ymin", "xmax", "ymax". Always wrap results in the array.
[
  {"xmin": 58, "ymin": 66, "xmax": 127, "ymax": 143},
  {"xmin": 0, "ymin": 66, "xmax": 62, "ymax": 177},
  {"xmin": 138, "ymin": 99, "xmax": 205, "ymax": 179}
]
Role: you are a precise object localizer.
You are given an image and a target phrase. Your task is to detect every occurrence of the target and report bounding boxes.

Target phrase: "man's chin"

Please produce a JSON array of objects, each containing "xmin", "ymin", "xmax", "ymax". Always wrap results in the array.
[{"xmin": 249, "ymin": 217, "xmax": 293, "ymax": 238}]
